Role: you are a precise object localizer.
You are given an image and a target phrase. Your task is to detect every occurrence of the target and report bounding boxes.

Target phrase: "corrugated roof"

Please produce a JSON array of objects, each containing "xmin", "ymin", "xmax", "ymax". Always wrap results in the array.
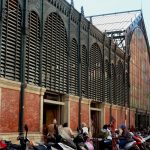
[{"xmin": 87, "ymin": 10, "xmax": 141, "ymax": 32}]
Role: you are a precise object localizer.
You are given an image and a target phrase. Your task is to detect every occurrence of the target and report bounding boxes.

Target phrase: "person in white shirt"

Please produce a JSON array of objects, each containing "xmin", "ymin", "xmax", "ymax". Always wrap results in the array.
[{"xmin": 81, "ymin": 122, "xmax": 89, "ymax": 134}]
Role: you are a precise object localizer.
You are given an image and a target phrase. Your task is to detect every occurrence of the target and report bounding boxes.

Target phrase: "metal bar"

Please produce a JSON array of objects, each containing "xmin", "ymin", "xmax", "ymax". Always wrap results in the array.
[
  {"xmin": 78, "ymin": 13, "xmax": 81, "ymax": 129},
  {"xmin": 86, "ymin": 9, "xmax": 141, "ymax": 18},
  {"xmin": 128, "ymin": 54, "xmax": 131, "ymax": 128},
  {"xmin": 19, "ymin": 0, "xmax": 27, "ymax": 136},
  {"xmin": 102, "ymin": 33, "xmax": 106, "ymax": 102},
  {"xmin": 0, "ymin": 0, "xmax": 3, "ymax": 74},
  {"xmin": 109, "ymin": 36, "xmax": 112, "ymax": 124},
  {"xmin": 67, "ymin": 4, "xmax": 72, "ymax": 94},
  {"xmin": 39, "ymin": 0, "xmax": 43, "ymax": 86},
  {"xmin": 87, "ymin": 21, "xmax": 90, "ymax": 98},
  {"xmin": 114, "ymin": 44, "xmax": 117, "ymax": 104}
]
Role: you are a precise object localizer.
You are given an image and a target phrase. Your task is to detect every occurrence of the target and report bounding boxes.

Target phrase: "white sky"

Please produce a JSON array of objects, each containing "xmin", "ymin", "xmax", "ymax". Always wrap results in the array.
[{"xmin": 66, "ymin": 0, "xmax": 150, "ymax": 42}]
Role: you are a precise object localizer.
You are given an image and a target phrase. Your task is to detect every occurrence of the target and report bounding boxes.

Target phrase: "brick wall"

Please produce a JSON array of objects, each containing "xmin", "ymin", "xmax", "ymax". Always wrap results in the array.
[
  {"xmin": 0, "ymin": 88, "xmax": 19, "ymax": 132},
  {"xmin": 69, "ymin": 96, "xmax": 89, "ymax": 131},
  {"xmin": 24, "ymin": 92, "xmax": 40, "ymax": 132},
  {"xmin": 0, "ymin": 79, "xmax": 42, "ymax": 134}
]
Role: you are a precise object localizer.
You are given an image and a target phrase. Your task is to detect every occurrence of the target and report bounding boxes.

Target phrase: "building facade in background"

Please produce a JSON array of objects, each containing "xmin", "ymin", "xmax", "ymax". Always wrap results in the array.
[{"xmin": 0, "ymin": 0, "xmax": 149, "ymax": 140}]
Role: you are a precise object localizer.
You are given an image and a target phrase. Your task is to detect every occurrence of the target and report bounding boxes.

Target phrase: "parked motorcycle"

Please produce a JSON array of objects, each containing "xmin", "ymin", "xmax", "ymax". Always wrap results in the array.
[
  {"xmin": 129, "ymin": 132, "xmax": 148, "ymax": 150},
  {"xmin": 73, "ymin": 132, "xmax": 94, "ymax": 150},
  {"xmin": 117, "ymin": 139, "xmax": 140, "ymax": 150}
]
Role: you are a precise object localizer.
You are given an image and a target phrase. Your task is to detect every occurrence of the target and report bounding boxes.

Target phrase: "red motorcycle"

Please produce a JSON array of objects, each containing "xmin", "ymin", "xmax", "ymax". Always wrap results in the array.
[
  {"xmin": 130, "ymin": 132, "xmax": 148, "ymax": 150},
  {"xmin": 0, "ymin": 140, "xmax": 7, "ymax": 150}
]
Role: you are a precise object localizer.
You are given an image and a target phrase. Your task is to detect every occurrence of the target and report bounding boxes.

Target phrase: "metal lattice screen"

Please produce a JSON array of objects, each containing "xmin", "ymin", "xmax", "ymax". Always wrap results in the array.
[
  {"xmin": 89, "ymin": 43, "xmax": 103, "ymax": 102},
  {"xmin": 1, "ymin": 0, "xmax": 21, "ymax": 81},
  {"xmin": 69, "ymin": 38, "xmax": 78, "ymax": 95},
  {"xmin": 116, "ymin": 61, "xmax": 124, "ymax": 106},
  {"xmin": 125, "ymin": 72, "xmax": 129, "ymax": 106},
  {"xmin": 104, "ymin": 60, "xmax": 110, "ymax": 103},
  {"xmin": 42, "ymin": 12, "xmax": 68, "ymax": 93},
  {"xmin": 111, "ymin": 64, "xmax": 116, "ymax": 104},
  {"xmin": 25, "ymin": 11, "xmax": 40, "ymax": 85},
  {"xmin": 81, "ymin": 45, "xmax": 88, "ymax": 98}
]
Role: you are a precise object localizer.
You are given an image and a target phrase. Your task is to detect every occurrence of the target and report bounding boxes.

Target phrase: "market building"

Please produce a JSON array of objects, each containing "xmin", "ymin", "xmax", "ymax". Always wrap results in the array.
[{"xmin": 0, "ymin": 0, "xmax": 149, "ymax": 140}]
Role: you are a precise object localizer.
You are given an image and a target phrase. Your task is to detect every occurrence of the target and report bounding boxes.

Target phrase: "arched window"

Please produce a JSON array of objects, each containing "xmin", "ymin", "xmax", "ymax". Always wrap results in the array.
[
  {"xmin": 25, "ymin": 11, "xmax": 40, "ymax": 85},
  {"xmin": 89, "ymin": 43, "xmax": 103, "ymax": 102},
  {"xmin": 70, "ymin": 38, "xmax": 78, "ymax": 95},
  {"xmin": 1, "ymin": 0, "xmax": 21, "ymax": 81},
  {"xmin": 42, "ymin": 13, "xmax": 67, "ymax": 93}
]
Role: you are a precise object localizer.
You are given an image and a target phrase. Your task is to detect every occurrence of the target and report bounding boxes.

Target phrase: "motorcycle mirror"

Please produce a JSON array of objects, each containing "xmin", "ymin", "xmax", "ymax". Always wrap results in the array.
[{"xmin": 24, "ymin": 124, "xmax": 28, "ymax": 132}]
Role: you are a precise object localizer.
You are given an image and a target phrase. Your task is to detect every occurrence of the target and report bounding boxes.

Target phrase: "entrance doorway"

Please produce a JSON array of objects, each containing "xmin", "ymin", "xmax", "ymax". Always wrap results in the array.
[
  {"xmin": 43, "ymin": 104, "xmax": 58, "ymax": 125},
  {"xmin": 43, "ymin": 92, "xmax": 65, "ymax": 126},
  {"xmin": 91, "ymin": 110, "xmax": 101, "ymax": 137}
]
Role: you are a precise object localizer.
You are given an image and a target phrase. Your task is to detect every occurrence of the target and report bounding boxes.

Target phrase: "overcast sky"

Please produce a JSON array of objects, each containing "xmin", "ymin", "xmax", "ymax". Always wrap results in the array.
[{"xmin": 66, "ymin": 0, "xmax": 150, "ymax": 42}]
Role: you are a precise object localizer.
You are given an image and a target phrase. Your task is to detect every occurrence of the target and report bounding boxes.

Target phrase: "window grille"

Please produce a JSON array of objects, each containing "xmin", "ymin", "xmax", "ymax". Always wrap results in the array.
[
  {"xmin": 89, "ymin": 43, "xmax": 103, "ymax": 102},
  {"xmin": 104, "ymin": 60, "xmax": 110, "ymax": 103},
  {"xmin": 125, "ymin": 72, "xmax": 129, "ymax": 105},
  {"xmin": 42, "ymin": 13, "xmax": 67, "ymax": 93},
  {"xmin": 81, "ymin": 45, "xmax": 88, "ymax": 98},
  {"xmin": 25, "ymin": 11, "xmax": 40, "ymax": 85},
  {"xmin": 1, "ymin": 0, "xmax": 21, "ymax": 81},
  {"xmin": 111, "ymin": 64, "xmax": 116, "ymax": 104},
  {"xmin": 116, "ymin": 64, "xmax": 120, "ymax": 104},
  {"xmin": 69, "ymin": 38, "xmax": 78, "ymax": 95},
  {"xmin": 116, "ymin": 61, "xmax": 124, "ymax": 106}
]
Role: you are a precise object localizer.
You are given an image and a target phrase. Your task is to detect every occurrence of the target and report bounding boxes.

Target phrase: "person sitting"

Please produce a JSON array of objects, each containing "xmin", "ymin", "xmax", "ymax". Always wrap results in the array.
[
  {"xmin": 100, "ymin": 124, "xmax": 110, "ymax": 139},
  {"xmin": 62, "ymin": 122, "xmax": 74, "ymax": 138},
  {"xmin": 118, "ymin": 124, "xmax": 132, "ymax": 148}
]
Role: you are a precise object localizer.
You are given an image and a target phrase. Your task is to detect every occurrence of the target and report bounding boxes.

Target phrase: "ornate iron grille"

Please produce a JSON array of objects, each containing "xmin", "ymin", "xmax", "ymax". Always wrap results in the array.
[
  {"xmin": 42, "ymin": 12, "xmax": 67, "ymax": 93},
  {"xmin": 104, "ymin": 60, "xmax": 110, "ymax": 102},
  {"xmin": 25, "ymin": 11, "xmax": 40, "ymax": 85},
  {"xmin": 125, "ymin": 72, "xmax": 129, "ymax": 105},
  {"xmin": 116, "ymin": 61, "xmax": 124, "ymax": 105},
  {"xmin": 0, "ymin": 0, "xmax": 21, "ymax": 81},
  {"xmin": 81, "ymin": 45, "xmax": 88, "ymax": 98},
  {"xmin": 111, "ymin": 64, "xmax": 116, "ymax": 104},
  {"xmin": 69, "ymin": 38, "xmax": 78, "ymax": 95},
  {"xmin": 89, "ymin": 43, "xmax": 103, "ymax": 102}
]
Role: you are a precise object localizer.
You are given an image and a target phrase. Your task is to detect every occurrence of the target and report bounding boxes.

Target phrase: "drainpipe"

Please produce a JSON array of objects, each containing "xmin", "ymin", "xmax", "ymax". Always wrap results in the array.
[
  {"xmin": 39, "ymin": 0, "xmax": 44, "ymax": 133},
  {"xmin": 78, "ymin": 12, "xmax": 81, "ymax": 129},
  {"xmin": 87, "ymin": 20, "xmax": 91, "ymax": 99},
  {"xmin": 109, "ymin": 36, "xmax": 112, "ymax": 124},
  {"xmin": 102, "ymin": 33, "xmax": 106, "ymax": 103},
  {"xmin": 128, "ymin": 54, "xmax": 131, "ymax": 128},
  {"xmin": 0, "ymin": 0, "xmax": 4, "ymax": 68},
  {"xmin": 39, "ymin": 0, "xmax": 43, "ymax": 86},
  {"xmin": 19, "ymin": 0, "xmax": 27, "ymax": 136},
  {"xmin": 65, "ymin": 2, "xmax": 72, "ymax": 127}
]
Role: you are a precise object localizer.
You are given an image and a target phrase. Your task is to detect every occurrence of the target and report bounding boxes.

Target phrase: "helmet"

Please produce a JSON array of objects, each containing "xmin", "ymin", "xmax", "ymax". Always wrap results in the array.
[{"xmin": 120, "ymin": 124, "xmax": 126, "ymax": 129}]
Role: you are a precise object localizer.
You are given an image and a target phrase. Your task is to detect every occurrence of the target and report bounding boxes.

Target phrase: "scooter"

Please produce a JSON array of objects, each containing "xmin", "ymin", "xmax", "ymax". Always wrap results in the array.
[
  {"xmin": 117, "ymin": 139, "xmax": 140, "ymax": 150},
  {"xmin": 129, "ymin": 132, "xmax": 148, "ymax": 150},
  {"xmin": 73, "ymin": 132, "xmax": 94, "ymax": 150}
]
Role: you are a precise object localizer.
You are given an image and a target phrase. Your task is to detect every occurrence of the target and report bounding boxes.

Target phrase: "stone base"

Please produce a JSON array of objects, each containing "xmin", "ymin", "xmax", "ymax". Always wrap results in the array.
[{"xmin": 0, "ymin": 132, "xmax": 42, "ymax": 144}]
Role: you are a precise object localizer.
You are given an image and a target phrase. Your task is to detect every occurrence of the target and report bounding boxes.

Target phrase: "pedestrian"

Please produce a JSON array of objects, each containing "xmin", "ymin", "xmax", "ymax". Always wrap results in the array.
[
  {"xmin": 47, "ymin": 118, "xmax": 58, "ymax": 142},
  {"xmin": 62, "ymin": 122, "xmax": 74, "ymax": 138},
  {"xmin": 81, "ymin": 122, "xmax": 89, "ymax": 134}
]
